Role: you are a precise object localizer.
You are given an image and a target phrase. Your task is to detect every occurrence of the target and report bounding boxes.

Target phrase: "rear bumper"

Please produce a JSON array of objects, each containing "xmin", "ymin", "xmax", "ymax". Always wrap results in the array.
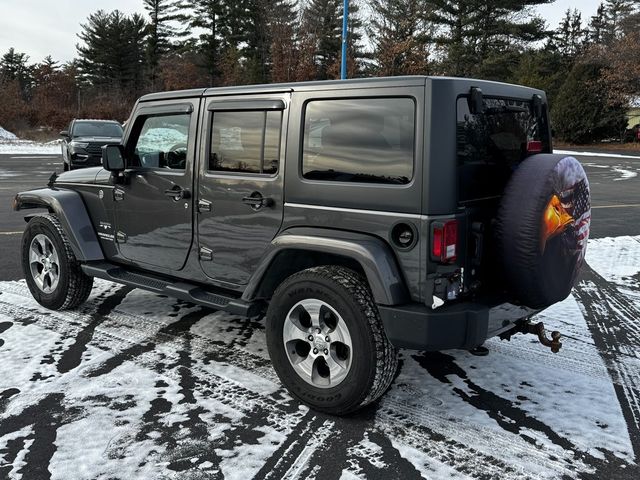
[{"xmin": 378, "ymin": 301, "xmax": 537, "ymax": 351}]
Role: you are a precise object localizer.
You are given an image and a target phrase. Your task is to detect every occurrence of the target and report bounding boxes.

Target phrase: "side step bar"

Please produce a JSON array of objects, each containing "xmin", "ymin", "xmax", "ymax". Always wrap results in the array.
[{"xmin": 81, "ymin": 262, "xmax": 262, "ymax": 317}]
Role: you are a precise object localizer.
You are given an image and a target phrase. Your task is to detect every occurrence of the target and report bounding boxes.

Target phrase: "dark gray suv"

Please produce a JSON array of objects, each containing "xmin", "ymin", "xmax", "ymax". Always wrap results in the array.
[
  {"xmin": 60, "ymin": 119, "xmax": 123, "ymax": 171},
  {"xmin": 14, "ymin": 76, "xmax": 591, "ymax": 414}
]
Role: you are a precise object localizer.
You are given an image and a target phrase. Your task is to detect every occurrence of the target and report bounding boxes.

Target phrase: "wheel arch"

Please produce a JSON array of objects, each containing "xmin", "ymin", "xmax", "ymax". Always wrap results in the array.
[
  {"xmin": 243, "ymin": 228, "xmax": 409, "ymax": 306},
  {"xmin": 14, "ymin": 188, "xmax": 104, "ymax": 262}
]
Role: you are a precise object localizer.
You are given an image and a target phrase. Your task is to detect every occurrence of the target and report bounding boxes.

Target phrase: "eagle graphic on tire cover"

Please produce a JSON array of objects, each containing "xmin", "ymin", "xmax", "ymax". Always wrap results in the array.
[{"xmin": 541, "ymin": 156, "xmax": 591, "ymax": 285}]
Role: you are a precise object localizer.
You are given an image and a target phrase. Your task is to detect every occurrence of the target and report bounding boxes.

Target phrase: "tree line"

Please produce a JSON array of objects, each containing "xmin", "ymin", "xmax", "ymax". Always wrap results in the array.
[{"xmin": 0, "ymin": 0, "xmax": 638, "ymax": 144}]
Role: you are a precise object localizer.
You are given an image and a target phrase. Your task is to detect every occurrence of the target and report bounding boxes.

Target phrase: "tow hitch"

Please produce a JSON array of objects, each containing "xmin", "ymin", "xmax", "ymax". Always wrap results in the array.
[{"xmin": 500, "ymin": 321, "xmax": 563, "ymax": 353}]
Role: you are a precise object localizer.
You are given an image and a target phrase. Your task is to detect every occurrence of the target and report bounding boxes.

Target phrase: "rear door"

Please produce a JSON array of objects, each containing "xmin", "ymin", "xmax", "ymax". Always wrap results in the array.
[
  {"xmin": 197, "ymin": 95, "xmax": 289, "ymax": 285},
  {"xmin": 113, "ymin": 100, "xmax": 198, "ymax": 271}
]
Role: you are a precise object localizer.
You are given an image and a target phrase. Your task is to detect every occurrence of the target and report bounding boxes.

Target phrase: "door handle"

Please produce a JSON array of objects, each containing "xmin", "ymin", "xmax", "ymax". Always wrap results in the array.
[
  {"xmin": 242, "ymin": 192, "xmax": 273, "ymax": 210},
  {"xmin": 164, "ymin": 186, "xmax": 190, "ymax": 201}
]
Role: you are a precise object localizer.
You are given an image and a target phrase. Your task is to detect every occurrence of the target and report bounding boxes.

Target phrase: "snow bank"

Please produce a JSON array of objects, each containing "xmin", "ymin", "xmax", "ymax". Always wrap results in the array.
[
  {"xmin": 0, "ymin": 126, "xmax": 17, "ymax": 140},
  {"xmin": 555, "ymin": 149, "xmax": 640, "ymax": 160},
  {"xmin": 0, "ymin": 125, "xmax": 62, "ymax": 155},
  {"xmin": 0, "ymin": 141, "xmax": 61, "ymax": 155}
]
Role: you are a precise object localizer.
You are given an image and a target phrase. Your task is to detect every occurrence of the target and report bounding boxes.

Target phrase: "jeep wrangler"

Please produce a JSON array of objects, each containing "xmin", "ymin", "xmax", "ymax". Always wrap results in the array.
[{"xmin": 13, "ymin": 76, "xmax": 590, "ymax": 415}]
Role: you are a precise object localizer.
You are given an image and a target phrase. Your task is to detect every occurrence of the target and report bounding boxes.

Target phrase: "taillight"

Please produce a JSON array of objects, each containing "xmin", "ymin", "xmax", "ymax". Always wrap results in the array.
[
  {"xmin": 527, "ymin": 140, "xmax": 543, "ymax": 153},
  {"xmin": 432, "ymin": 220, "xmax": 458, "ymax": 263}
]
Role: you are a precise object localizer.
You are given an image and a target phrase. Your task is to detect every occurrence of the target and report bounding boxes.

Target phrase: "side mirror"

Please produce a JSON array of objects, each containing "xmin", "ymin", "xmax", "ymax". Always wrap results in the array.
[
  {"xmin": 60, "ymin": 130, "xmax": 69, "ymax": 137},
  {"xmin": 102, "ymin": 144, "xmax": 126, "ymax": 172}
]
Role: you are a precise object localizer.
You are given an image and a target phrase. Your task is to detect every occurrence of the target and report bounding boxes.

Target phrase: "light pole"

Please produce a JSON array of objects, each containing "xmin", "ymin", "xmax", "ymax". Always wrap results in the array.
[{"xmin": 341, "ymin": 0, "xmax": 349, "ymax": 80}]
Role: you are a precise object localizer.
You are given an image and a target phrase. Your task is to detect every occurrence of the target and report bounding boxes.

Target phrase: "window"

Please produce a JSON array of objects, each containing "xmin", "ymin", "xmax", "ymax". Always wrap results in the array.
[
  {"xmin": 132, "ymin": 114, "xmax": 191, "ymax": 170},
  {"xmin": 302, "ymin": 98, "xmax": 415, "ymax": 184},
  {"xmin": 209, "ymin": 111, "xmax": 282, "ymax": 174},
  {"xmin": 73, "ymin": 121, "xmax": 123, "ymax": 138},
  {"xmin": 456, "ymin": 97, "xmax": 550, "ymax": 202}
]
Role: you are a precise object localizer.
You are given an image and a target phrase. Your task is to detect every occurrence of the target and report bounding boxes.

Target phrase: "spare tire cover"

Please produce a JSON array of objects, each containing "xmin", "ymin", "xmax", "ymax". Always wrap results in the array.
[{"xmin": 496, "ymin": 154, "xmax": 591, "ymax": 309}]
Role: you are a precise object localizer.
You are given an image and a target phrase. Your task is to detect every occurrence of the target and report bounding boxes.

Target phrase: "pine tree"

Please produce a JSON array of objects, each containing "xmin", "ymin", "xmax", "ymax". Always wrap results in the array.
[
  {"xmin": 301, "ymin": 0, "xmax": 364, "ymax": 80},
  {"xmin": 587, "ymin": 3, "xmax": 607, "ymax": 45},
  {"xmin": 76, "ymin": 10, "xmax": 148, "ymax": 95},
  {"xmin": 602, "ymin": 0, "xmax": 636, "ymax": 43},
  {"xmin": 244, "ymin": 0, "xmax": 271, "ymax": 84},
  {"xmin": 181, "ymin": 0, "xmax": 223, "ymax": 84},
  {"xmin": 0, "ymin": 48, "xmax": 33, "ymax": 97},
  {"xmin": 425, "ymin": 0, "xmax": 553, "ymax": 77},
  {"xmin": 369, "ymin": 0, "xmax": 431, "ymax": 76},
  {"xmin": 552, "ymin": 60, "xmax": 627, "ymax": 144},
  {"xmin": 269, "ymin": 0, "xmax": 299, "ymax": 83},
  {"xmin": 143, "ymin": 0, "xmax": 182, "ymax": 89},
  {"xmin": 551, "ymin": 9, "xmax": 586, "ymax": 58}
]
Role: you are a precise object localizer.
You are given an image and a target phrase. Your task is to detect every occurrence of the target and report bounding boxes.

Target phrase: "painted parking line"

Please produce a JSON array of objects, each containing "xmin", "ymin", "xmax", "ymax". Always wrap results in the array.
[
  {"xmin": 0, "ymin": 231, "xmax": 21, "ymax": 235},
  {"xmin": 9, "ymin": 156, "xmax": 60, "ymax": 159}
]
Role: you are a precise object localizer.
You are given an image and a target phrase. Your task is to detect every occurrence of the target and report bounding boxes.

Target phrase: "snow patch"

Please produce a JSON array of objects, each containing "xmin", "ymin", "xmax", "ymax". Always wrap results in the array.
[
  {"xmin": 612, "ymin": 167, "xmax": 638, "ymax": 181},
  {"xmin": 0, "ymin": 140, "xmax": 61, "ymax": 155},
  {"xmin": 0, "ymin": 126, "xmax": 17, "ymax": 140},
  {"xmin": 555, "ymin": 149, "xmax": 640, "ymax": 160},
  {"xmin": 586, "ymin": 235, "xmax": 640, "ymax": 289}
]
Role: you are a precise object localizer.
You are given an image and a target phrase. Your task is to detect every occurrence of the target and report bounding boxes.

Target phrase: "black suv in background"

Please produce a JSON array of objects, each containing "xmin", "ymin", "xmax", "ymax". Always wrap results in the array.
[
  {"xmin": 60, "ymin": 119, "xmax": 123, "ymax": 171},
  {"xmin": 16, "ymin": 76, "xmax": 591, "ymax": 415}
]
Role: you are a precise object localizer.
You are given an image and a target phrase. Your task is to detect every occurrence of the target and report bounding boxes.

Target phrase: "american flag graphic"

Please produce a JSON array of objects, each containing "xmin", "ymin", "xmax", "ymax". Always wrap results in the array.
[{"xmin": 560, "ymin": 178, "xmax": 591, "ymax": 254}]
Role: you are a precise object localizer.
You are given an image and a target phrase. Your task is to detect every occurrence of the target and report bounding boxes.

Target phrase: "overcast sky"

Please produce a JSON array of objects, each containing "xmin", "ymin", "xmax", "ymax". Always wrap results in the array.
[{"xmin": 0, "ymin": 0, "xmax": 603, "ymax": 64}]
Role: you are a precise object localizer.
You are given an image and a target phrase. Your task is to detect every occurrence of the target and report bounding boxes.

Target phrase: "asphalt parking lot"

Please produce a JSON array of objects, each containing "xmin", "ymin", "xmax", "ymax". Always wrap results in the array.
[{"xmin": 1, "ymin": 151, "xmax": 639, "ymax": 479}]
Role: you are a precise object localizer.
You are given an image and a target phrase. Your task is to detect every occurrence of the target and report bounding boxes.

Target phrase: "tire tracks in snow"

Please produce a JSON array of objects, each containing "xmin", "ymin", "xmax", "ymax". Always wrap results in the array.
[
  {"xmin": 573, "ymin": 264, "xmax": 640, "ymax": 459},
  {"xmin": 0, "ymin": 279, "xmax": 637, "ymax": 478}
]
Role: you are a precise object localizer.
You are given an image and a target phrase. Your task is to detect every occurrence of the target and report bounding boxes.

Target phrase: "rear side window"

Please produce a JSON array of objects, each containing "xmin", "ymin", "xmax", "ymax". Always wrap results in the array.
[
  {"xmin": 302, "ymin": 98, "xmax": 415, "ymax": 184},
  {"xmin": 209, "ymin": 110, "xmax": 282, "ymax": 175},
  {"xmin": 457, "ymin": 97, "xmax": 550, "ymax": 203}
]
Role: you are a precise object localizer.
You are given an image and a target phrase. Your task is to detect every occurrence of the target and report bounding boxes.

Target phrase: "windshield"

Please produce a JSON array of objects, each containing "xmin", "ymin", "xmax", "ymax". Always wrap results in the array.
[
  {"xmin": 456, "ymin": 96, "xmax": 550, "ymax": 203},
  {"xmin": 73, "ymin": 121, "xmax": 123, "ymax": 138}
]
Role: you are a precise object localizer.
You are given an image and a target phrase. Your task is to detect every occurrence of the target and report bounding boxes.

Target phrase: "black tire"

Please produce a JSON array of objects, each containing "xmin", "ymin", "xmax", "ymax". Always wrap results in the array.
[
  {"xmin": 495, "ymin": 154, "xmax": 591, "ymax": 309},
  {"xmin": 266, "ymin": 266, "xmax": 398, "ymax": 415},
  {"xmin": 21, "ymin": 214, "xmax": 94, "ymax": 310}
]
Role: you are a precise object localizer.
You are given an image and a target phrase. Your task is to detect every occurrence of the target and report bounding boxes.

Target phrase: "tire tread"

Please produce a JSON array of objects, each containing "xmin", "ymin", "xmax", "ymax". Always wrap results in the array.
[
  {"xmin": 24, "ymin": 214, "xmax": 93, "ymax": 310},
  {"xmin": 272, "ymin": 265, "xmax": 398, "ymax": 413}
]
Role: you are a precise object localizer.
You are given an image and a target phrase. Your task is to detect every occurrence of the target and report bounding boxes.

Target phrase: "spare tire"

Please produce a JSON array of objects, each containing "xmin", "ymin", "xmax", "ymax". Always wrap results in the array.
[{"xmin": 496, "ymin": 154, "xmax": 591, "ymax": 309}]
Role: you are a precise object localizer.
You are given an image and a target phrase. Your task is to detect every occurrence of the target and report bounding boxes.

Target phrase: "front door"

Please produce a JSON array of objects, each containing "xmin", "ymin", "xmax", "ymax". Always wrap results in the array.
[
  {"xmin": 197, "ymin": 95, "xmax": 288, "ymax": 285},
  {"xmin": 113, "ymin": 100, "xmax": 198, "ymax": 271}
]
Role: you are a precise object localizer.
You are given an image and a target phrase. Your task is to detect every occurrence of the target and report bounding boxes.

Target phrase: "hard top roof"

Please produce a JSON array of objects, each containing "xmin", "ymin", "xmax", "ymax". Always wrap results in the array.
[
  {"xmin": 138, "ymin": 75, "xmax": 544, "ymax": 103},
  {"xmin": 139, "ymin": 76, "xmax": 428, "ymax": 102}
]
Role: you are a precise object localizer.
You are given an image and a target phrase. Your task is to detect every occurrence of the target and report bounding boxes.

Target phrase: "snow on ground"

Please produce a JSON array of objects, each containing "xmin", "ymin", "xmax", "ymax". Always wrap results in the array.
[
  {"xmin": 0, "ymin": 127, "xmax": 18, "ymax": 141},
  {"xmin": 0, "ymin": 140, "xmax": 61, "ymax": 155},
  {"xmin": 612, "ymin": 167, "xmax": 639, "ymax": 181},
  {"xmin": 586, "ymin": 236, "xmax": 640, "ymax": 290},
  {"xmin": 556, "ymin": 149, "xmax": 640, "ymax": 161},
  {"xmin": 0, "ymin": 125, "xmax": 62, "ymax": 154},
  {"xmin": 0, "ymin": 237, "xmax": 639, "ymax": 479}
]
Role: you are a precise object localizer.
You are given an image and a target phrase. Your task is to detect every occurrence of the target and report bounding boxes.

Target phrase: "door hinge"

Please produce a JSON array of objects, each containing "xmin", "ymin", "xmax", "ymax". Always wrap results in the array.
[
  {"xmin": 116, "ymin": 231, "xmax": 127, "ymax": 244},
  {"xmin": 114, "ymin": 188, "xmax": 125, "ymax": 201},
  {"xmin": 199, "ymin": 246, "xmax": 213, "ymax": 261},
  {"xmin": 198, "ymin": 199, "xmax": 212, "ymax": 213}
]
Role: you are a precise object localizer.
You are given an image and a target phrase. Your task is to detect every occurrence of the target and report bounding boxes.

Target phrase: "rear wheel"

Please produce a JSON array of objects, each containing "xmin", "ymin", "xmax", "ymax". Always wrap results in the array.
[
  {"xmin": 22, "ymin": 214, "xmax": 93, "ymax": 310},
  {"xmin": 266, "ymin": 266, "xmax": 398, "ymax": 415}
]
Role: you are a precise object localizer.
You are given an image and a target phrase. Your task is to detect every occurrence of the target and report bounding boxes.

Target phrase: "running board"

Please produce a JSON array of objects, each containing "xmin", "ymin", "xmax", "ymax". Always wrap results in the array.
[{"xmin": 81, "ymin": 262, "xmax": 261, "ymax": 317}]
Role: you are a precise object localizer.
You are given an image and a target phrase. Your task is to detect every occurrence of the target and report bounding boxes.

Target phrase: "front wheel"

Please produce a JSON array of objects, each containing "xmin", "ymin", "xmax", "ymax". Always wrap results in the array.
[
  {"xmin": 266, "ymin": 266, "xmax": 398, "ymax": 415},
  {"xmin": 22, "ymin": 214, "xmax": 93, "ymax": 310}
]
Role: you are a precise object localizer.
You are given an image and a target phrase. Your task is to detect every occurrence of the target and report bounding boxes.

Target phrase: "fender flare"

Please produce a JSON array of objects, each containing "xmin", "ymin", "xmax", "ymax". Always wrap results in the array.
[
  {"xmin": 13, "ymin": 188, "xmax": 104, "ymax": 261},
  {"xmin": 243, "ymin": 228, "xmax": 409, "ymax": 305}
]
